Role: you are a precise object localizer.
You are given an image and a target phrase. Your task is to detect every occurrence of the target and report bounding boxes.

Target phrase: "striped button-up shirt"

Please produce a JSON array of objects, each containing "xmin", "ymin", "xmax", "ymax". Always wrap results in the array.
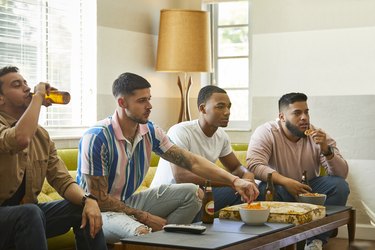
[{"xmin": 77, "ymin": 110, "xmax": 173, "ymax": 201}]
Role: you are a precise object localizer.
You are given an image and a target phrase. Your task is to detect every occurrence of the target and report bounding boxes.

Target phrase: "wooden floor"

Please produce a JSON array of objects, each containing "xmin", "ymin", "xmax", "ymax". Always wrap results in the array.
[{"xmin": 325, "ymin": 238, "xmax": 375, "ymax": 250}]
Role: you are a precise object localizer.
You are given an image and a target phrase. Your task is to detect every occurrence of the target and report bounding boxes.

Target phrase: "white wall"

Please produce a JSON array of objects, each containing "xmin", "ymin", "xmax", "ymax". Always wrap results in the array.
[
  {"xmin": 96, "ymin": 0, "xmax": 201, "ymax": 129},
  {"xmin": 252, "ymin": 27, "xmax": 375, "ymax": 96},
  {"xmin": 244, "ymin": 0, "xmax": 375, "ymax": 239}
]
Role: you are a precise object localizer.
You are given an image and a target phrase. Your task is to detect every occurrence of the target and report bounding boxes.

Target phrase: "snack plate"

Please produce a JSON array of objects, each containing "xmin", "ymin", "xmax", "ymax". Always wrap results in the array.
[{"xmin": 219, "ymin": 201, "xmax": 326, "ymax": 225}]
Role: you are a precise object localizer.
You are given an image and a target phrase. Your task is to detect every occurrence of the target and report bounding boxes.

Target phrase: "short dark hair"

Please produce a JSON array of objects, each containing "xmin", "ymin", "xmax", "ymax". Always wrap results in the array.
[
  {"xmin": 278, "ymin": 92, "xmax": 308, "ymax": 112},
  {"xmin": 197, "ymin": 85, "xmax": 227, "ymax": 107},
  {"xmin": 0, "ymin": 66, "xmax": 19, "ymax": 94},
  {"xmin": 112, "ymin": 72, "xmax": 151, "ymax": 98}
]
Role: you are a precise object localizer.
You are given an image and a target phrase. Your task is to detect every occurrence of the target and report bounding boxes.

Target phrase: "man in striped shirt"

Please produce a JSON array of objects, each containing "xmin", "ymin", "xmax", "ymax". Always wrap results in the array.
[{"xmin": 77, "ymin": 72, "xmax": 258, "ymax": 243}]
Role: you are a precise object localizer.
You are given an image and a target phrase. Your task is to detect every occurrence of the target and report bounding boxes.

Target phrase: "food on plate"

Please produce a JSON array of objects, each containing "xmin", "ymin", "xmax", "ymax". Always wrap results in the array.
[
  {"xmin": 298, "ymin": 193, "xmax": 327, "ymax": 206},
  {"xmin": 299, "ymin": 192, "xmax": 325, "ymax": 197},
  {"xmin": 244, "ymin": 202, "xmax": 264, "ymax": 210},
  {"xmin": 220, "ymin": 202, "xmax": 326, "ymax": 225}
]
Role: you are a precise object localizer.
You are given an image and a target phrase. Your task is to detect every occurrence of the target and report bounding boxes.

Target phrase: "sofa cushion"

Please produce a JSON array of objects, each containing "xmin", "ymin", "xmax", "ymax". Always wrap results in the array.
[{"xmin": 57, "ymin": 148, "xmax": 78, "ymax": 171}]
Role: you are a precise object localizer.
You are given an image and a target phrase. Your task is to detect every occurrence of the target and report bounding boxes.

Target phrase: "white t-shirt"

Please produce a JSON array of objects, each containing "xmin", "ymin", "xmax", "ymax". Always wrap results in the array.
[{"xmin": 150, "ymin": 120, "xmax": 232, "ymax": 187}]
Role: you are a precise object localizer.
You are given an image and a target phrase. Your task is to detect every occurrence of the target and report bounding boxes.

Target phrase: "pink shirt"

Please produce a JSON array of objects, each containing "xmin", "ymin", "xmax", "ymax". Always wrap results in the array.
[{"xmin": 247, "ymin": 120, "xmax": 348, "ymax": 182}]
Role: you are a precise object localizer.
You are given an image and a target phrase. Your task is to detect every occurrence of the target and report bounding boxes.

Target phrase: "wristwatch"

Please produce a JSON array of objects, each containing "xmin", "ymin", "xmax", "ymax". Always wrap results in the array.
[
  {"xmin": 321, "ymin": 145, "xmax": 334, "ymax": 157},
  {"xmin": 81, "ymin": 193, "xmax": 98, "ymax": 206}
]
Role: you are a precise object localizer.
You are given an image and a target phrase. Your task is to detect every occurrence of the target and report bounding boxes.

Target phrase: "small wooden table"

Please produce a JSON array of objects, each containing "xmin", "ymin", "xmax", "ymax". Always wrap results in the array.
[{"xmin": 113, "ymin": 206, "xmax": 356, "ymax": 250}]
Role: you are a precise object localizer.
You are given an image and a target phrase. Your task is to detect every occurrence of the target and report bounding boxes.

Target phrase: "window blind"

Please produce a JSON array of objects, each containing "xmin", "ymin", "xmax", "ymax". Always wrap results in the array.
[{"xmin": 0, "ymin": 0, "xmax": 96, "ymax": 128}]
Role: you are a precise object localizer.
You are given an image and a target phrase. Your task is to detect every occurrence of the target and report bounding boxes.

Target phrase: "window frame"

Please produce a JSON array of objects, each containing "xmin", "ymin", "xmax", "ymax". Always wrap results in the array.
[{"xmin": 209, "ymin": 0, "xmax": 252, "ymax": 131}]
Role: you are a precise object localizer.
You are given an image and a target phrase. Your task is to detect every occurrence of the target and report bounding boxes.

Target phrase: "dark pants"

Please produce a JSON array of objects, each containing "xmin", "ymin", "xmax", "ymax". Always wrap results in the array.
[
  {"xmin": 0, "ymin": 200, "xmax": 107, "ymax": 250},
  {"xmin": 257, "ymin": 175, "xmax": 350, "ymax": 244},
  {"xmin": 194, "ymin": 186, "xmax": 243, "ymax": 222}
]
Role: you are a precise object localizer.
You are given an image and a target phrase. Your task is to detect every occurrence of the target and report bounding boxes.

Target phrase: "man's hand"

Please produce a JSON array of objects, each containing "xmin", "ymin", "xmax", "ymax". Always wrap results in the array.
[
  {"xmin": 80, "ymin": 198, "xmax": 103, "ymax": 238},
  {"xmin": 283, "ymin": 178, "xmax": 312, "ymax": 198},
  {"xmin": 33, "ymin": 82, "xmax": 58, "ymax": 107},
  {"xmin": 232, "ymin": 178, "xmax": 259, "ymax": 203},
  {"xmin": 242, "ymin": 171, "xmax": 256, "ymax": 182},
  {"xmin": 138, "ymin": 211, "xmax": 167, "ymax": 232},
  {"xmin": 310, "ymin": 129, "xmax": 330, "ymax": 153}
]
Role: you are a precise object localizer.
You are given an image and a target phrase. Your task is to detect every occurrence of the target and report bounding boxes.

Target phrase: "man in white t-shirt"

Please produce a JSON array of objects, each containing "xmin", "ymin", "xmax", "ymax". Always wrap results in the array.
[{"xmin": 151, "ymin": 86, "xmax": 258, "ymax": 213}]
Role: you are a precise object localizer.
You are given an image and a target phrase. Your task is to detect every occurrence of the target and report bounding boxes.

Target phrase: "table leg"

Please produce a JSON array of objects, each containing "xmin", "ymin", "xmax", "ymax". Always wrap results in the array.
[
  {"xmin": 282, "ymin": 244, "xmax": 297, "ymax": 250},
  {"xmin": 347, "ymin": 208, "xmax": 356, "ymax": 243}
]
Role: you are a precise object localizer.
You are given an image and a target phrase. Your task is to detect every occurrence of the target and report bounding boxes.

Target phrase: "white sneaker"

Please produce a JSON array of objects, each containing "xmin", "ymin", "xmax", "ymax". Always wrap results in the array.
[{"xmin": 304, "ymin": 239, "xmax": 323, "ymax": 250}]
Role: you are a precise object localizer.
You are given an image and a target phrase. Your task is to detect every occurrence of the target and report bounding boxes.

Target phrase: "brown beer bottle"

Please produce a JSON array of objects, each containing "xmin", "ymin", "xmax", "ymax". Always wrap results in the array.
[
  {"xmin": 201, "ymin": 179, "xmax": 214, "ymax": 224},
  {"xmin": 301, "ymin": 170, "xmax": 309, "ymax": 186},
  {"xmin": 265, "ymin": 173, "xmax": 275, "ymax": 201},
  {"xmin": 33, "ymin": 91, "xmax": 71, "ymax": 104}
]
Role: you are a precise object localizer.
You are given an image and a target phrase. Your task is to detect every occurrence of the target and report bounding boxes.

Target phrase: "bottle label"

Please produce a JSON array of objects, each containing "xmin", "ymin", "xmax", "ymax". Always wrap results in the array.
[
  {"xmin": 205, "ymin": 201, "xmax": 214, "ymax": 215},
  {"xmin": 265, "ymin": 190, "xmax": 273, "ymax": 201}
]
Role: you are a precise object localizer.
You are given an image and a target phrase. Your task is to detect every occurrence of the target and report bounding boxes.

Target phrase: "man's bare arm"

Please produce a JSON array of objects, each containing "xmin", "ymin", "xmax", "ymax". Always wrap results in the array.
[
  {"xmin": 219, "ymin": 152, "xmax": 256, "ymax": 183},
  {"xmin": 171, "ymin": 151, "xmax": 255, "ymax": 187},
  {"xmin": 84, "ymin": 174, "xmax": 147, "ymax": 222},
  {"xmin": 161, "ymin": 145, "xmax": 232, "ymax": 183},
  {"xmin": 162, "ymin": 145, "xmax": 259, "ymax": 202},
  {"xmin": 171, "ymin": 163, "xmax": 208, "ymax": 186},
  {"xmin": 84, "ymin": 174, "xmax": 167, "ymax": 231}
]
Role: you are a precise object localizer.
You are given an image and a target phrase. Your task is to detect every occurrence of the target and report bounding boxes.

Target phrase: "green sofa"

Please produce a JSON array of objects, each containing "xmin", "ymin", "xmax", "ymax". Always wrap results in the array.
[{"xmin": 40, "ymin": 144, "xmax": 249, "ymax": 249}]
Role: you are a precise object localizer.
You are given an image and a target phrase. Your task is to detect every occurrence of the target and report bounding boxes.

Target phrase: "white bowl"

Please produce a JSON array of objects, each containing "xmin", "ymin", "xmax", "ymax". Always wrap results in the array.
[
  {"xmin": 239, "ymin": 206, "xmax": 270, "ymax": 225},
  {"xmin": 298, "ymin": 193, "xmax": 327, "ymax": 206}
]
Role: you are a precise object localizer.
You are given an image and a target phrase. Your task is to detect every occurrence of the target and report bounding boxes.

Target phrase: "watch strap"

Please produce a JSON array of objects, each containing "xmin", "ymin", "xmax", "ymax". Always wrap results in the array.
[
  {"xmin": 81, "ymin": 193, "xmax": 98, "ymax": 206},
  {"xmin": 322, "ymin": 145, "xmax": 334, "ymax": 157}
]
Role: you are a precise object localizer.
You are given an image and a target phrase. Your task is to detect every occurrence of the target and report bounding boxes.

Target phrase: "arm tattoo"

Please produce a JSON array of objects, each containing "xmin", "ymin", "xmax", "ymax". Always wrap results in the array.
[
  {"xmin": 161, "ymin": 146, "xmax": 193, "ymax": 171},
  {"xmin": 84, "ymin": 174, "xmax": 140, "ymax": 216}
]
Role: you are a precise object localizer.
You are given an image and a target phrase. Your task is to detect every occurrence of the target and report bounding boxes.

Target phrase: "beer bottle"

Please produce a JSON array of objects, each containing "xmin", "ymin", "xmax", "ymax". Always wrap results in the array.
[
  {"xmin": 265, "ymin": 173, "xmax": 275, "ymax": 201},
  {"xmin": 201, "ymin": 179, "xmax": 214, "ymax": 224},
  {"xmin": 301, "ymin": 170, "xmax": 309, "ymax": 186},
  {"xmin": 33, "ymin": 91, "xmax": 71, "ymax": 104}
]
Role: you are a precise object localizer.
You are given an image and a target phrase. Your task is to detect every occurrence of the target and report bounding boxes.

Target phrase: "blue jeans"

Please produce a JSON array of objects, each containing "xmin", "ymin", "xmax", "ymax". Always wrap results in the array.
[
  {"xmin": 212, "ymin": 186, "xmax": 243, "ymax": 212},
  {"xmin": 257, "ymin": 175, "xmax": 350, "ymax": 244},
  {"xmin": 193, "ymin": 186, "xmax": 243, "ymax": 222},
  {"xmin": 0, "ymin": 200, "xmax": 107, "ymax": 250}
]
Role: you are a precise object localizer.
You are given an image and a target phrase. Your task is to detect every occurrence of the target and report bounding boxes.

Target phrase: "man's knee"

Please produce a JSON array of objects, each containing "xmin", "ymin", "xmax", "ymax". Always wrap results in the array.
[
  {"xmin": 182, "ymin": 184, "xmax": 202, "ymax": 211},
  {"xmin": 19, "ymin": 204, "xmax": 45, "ymax": 223},
  {"xmin": 197, "ymin": 187, "xmax": 204, "ymax": 200},
  {"xmin": 335, "ymin": 178, "xmax": 350, "ymax": 196}
]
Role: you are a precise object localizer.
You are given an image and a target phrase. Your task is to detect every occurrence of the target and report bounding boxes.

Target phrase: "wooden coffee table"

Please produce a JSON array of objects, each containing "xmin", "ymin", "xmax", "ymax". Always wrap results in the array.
[{"xmin": 113, "ymin": 206, "xmax": 355, "ymax": 250}]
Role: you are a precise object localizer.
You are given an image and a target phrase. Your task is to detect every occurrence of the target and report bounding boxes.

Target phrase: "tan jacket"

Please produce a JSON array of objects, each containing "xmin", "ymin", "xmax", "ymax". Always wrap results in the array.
[{"xmin": 0, "ymin": 111, "xmax": 75, "ymax": 205}]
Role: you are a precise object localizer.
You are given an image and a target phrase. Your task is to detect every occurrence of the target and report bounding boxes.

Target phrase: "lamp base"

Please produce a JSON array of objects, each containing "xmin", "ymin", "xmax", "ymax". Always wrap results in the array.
[{"xmin": 177, "ymin": 75, "xmax": 192, "ymax": 123}]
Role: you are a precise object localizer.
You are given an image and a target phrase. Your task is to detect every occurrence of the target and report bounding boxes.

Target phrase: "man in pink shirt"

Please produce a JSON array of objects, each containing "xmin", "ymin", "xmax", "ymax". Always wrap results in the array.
[{"xmin": 247, "ymin": 92, "xmax": 349, "ymax": 250}]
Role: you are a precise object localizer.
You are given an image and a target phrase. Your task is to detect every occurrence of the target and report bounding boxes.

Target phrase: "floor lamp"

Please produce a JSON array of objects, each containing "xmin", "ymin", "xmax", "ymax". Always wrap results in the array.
[{"xmin": 156, "ymin": 9, "xmax": 211, "ymax": 123}]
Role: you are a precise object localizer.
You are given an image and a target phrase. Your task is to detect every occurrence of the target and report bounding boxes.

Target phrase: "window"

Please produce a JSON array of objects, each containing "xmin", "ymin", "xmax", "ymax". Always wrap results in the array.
[
  {"xmin": 210, "ymin": 0, "xmax": 251, "ymax": 130},
  {"xmin": 0, "ymin": 0, "xmax": 96, "ymax": 131}
]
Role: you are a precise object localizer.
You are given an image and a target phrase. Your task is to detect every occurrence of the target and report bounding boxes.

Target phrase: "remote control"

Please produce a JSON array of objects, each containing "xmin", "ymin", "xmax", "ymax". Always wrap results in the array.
[{"xmin": 163, "ymin": 224, "xmax": 206, "ymax": 234}]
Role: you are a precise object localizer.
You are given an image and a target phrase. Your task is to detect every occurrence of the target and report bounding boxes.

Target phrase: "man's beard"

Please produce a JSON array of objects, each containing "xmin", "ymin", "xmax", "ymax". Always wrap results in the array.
[
  {"xmin": 125, "ymin": 109, "xmax": 148, "ymax": 124},
  {"xmin": 285, "ymin": 120, "xmax": 306, "ymax": 138}
]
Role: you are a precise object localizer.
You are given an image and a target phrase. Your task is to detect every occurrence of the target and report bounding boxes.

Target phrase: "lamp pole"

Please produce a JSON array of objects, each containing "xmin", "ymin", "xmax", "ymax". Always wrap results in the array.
[{"xmin": 177, "ymin": 73, "xmax": 192, "ymax": 123}]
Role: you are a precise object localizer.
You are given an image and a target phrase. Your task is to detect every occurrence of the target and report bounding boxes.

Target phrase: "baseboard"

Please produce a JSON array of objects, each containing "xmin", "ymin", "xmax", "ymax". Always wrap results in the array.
[{"xmin": 337, "ymin": 223, "xmax": 375, "ymax": 240}]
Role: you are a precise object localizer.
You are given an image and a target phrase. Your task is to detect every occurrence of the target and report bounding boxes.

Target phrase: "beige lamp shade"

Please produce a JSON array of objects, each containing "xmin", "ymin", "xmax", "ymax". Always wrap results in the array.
[{"xmin": 156, "ymin": 9, "xmax": 211, "ymax": 72}]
